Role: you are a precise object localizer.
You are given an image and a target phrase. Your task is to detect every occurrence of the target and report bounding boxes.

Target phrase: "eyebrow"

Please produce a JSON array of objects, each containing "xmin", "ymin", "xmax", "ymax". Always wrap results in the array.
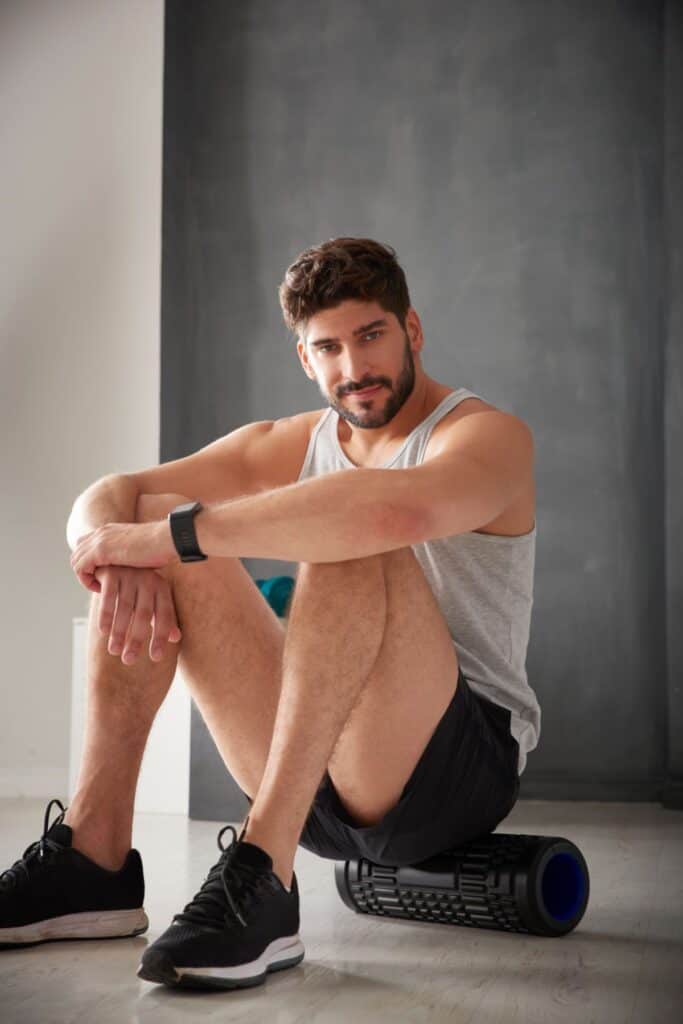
[{"xmin": 308, "ymin": 319, "xmax": 389, "ymax": 348}]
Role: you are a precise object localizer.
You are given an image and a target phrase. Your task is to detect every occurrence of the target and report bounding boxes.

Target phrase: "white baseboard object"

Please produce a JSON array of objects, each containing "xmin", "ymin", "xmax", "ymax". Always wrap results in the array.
[{"xmin": 70, "ymin": 618, "xmax": 190, "ymax": 814}]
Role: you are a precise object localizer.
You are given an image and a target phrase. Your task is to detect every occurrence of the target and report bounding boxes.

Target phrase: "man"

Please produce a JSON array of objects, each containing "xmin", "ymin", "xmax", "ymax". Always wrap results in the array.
[{"xmin": 0, "ymin": 237, "xmax": 540, "ymax": 990}]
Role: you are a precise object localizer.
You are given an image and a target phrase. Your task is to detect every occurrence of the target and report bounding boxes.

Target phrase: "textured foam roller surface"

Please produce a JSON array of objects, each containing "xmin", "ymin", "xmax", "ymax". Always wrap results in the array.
[{"xmin": 335, "ymin": 833, "xmax": 590, "ymax": 937}]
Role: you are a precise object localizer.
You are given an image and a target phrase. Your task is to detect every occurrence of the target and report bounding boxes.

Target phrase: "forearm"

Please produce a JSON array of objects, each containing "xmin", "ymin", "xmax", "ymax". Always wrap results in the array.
[
  {"xmin": 66, "ymin": 474, "xmax": 140, "ymax": 551},
  {"xmin": 194, "ymin": 468, "xmax": 425, "ymax": 563}
]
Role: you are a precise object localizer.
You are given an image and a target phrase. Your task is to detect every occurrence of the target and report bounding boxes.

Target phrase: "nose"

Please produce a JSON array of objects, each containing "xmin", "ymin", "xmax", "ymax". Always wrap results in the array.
[{"xmin": 340, "ymin": 353, "xmax": 375, "ymax": 392}]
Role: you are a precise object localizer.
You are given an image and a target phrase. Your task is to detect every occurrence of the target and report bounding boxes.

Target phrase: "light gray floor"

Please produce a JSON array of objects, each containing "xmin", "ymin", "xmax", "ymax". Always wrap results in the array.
[{"xmin": 1, "ymin": 797, "xmax": 682, "ymax": 1023}]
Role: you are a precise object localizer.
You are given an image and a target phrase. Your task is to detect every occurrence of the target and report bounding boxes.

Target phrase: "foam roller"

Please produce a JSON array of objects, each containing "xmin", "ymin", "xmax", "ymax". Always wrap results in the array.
[{"xmin": 335, "ymin": 833, "xmax": 589, "ymax": 937}]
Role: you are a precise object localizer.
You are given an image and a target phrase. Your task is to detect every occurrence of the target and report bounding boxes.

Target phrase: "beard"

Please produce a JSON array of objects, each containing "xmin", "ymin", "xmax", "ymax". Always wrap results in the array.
[{"xmin": 324, "ymin": 335, "xmax": 416, "ymax": 430}]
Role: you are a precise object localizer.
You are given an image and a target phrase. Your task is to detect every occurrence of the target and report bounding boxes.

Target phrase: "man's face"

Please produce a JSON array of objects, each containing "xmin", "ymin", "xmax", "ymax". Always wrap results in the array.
[{"xmin": 297, "ymin": 300, "xmax": 420, "ymax": 430}]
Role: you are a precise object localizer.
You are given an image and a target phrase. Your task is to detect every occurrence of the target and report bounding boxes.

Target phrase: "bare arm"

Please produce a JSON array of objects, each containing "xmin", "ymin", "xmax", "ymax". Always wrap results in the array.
[
  {"xmin": 65, "ymin": 418, "xmax": 276, "ymax": 551},
  {"xmin": 66, "ymin": 412, "xmax": 317, "ymax": 556},
  {"xmin": 192, "ymin": 468, "xmax": 425, "ymax": 563},
  {"xmin": 190, "ymin": 412, "xmax": 533, "ymax": 563},
  {"xmin": 66, "ymin": 474, "xmax": 140, "ymax": 552},
  {"xmin": 67, "ymin": 476, "xmax": 185, "ymax": 663},
  {"xmin": 64, "ymin": 418, "xmax": 293, "ymax": 657}
]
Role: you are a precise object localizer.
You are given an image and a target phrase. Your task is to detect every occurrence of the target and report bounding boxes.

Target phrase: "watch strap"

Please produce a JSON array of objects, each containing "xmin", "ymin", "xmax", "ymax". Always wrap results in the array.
[{"xmin": 168, "ymin": 500, "xmax": 208, "ymax": 562}]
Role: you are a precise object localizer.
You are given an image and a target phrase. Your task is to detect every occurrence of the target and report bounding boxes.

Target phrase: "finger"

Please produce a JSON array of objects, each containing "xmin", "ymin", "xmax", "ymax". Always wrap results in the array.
[
  {"xmin": 169, "ymin": 609, "xmax": 182, "ymax": 642},
  {"xmin": 162, "ymin": 585, "xmax": 182, "ymax": 643},
  {"xmin": 70, "ymin": 540, "xmax": 90, "ymax": 569},
  {"xmin": 149, "ymin": 588, "xmax": 174, "ymax": 661},
  {"xmin": 121, "ymin": 583, "xmax": 154, "ymax": 665},
  {"xmin": 72, "ymin": 551, "xmax": 98, "ymax": 580},
  {"xmin": 97, "ymin": 572, "xmax": 118, "ymax": 636},
  {"xmin": 108, "ymin": 579, "xmax": 137, "ymax": 658},
  {"xmin": 75, "ymin": 567, "xmax": 101, "ymax": 593},
  {"xmin": 151, "ymin": 572, "xmax": 182, "ymax": 644}
]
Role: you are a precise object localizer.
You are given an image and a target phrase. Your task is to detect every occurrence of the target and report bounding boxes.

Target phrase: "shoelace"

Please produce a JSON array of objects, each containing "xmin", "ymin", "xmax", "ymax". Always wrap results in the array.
[
  {"xmin": 173, "ymin": 818, "xmax": 262, "ymax": 931},
  {"xmin": 0, "ymin": 798, "xmax": 68, "ymax": 892}
]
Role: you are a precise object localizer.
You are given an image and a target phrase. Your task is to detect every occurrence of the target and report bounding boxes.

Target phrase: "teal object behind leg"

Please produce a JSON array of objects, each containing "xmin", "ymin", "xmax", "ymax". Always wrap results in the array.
[{"xmin": 255, "ymin": 575, "xmax": 295, "ymax": 618}]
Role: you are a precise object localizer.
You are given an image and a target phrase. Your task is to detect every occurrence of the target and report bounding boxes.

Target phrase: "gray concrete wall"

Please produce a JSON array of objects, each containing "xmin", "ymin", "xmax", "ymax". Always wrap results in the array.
[
  {"xmin": 160, "ymin": 0, "xmax": 679, "ymax": 820},
  {"xmin": 664, "ymin": 0, "xmax": 683, "ymax": 809}
]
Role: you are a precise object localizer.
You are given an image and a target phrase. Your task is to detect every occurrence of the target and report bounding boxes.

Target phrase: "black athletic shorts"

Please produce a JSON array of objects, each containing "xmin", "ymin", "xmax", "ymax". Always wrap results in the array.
[{"xmin": 241, "ymin": 667, "xmax": 520, "ymax": 867}]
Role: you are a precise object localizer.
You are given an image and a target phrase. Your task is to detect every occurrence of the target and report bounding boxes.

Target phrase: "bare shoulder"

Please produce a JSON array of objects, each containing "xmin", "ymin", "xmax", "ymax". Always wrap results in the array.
[
  {"xmin": 428, "ymin": 396, "xmax": 531, "ymax": 452},
  {"xmin": 426, "ymin": 396, "xmax": 535, "ymax": 537},
  {"xmin": 127, "ymin": 408, "xmax": 325, "ymax": 503},
  {"xmin": 426, "ymin": 396, "xmax": 514, "ymax": 454},
  {"xmin": 246, "ymin": 408, "xmax": 326, "ymax": 490}
]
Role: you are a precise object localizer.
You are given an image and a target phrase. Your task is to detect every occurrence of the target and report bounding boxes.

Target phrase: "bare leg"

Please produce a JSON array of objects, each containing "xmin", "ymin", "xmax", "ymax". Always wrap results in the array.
[
  {"xmin": 243, "ymin": 556, "xmax": 388, "ymax": 887},
  {"xmin": 64, "ymin": 497, "xmax": 286, "ymax": 872},
  {"xmin": 64, "ymin": 592, "xmax": 178, "ymax": 870},
  {"xmin": 65, "ymin": 500, "xmax": 389, "ymax": 890}
]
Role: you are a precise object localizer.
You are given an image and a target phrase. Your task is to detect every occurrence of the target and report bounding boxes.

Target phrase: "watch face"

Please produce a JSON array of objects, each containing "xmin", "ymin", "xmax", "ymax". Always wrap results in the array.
[{"xmin": 173, "ymin": 501, "xmax": 200, "ymax": 517}]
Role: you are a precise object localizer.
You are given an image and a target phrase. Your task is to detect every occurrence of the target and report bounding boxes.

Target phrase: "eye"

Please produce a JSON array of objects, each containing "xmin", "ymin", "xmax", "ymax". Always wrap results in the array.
[{"xmin": 318, "ymin": 332, "xmax": 380, "ymax": 354}]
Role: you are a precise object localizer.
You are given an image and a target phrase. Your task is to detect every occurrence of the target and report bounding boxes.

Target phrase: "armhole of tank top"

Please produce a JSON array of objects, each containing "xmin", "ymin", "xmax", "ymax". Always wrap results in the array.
[
  {"xmin": 415, "ymin": 388, "xmax": 484, "ymax": 464},
  {"xmin": 297, "ymin": 407, "xmax": 331, "ymax": 481}
]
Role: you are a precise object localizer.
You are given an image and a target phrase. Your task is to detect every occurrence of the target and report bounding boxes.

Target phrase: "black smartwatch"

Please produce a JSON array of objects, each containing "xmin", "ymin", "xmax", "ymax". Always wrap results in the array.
[{"xmin": 168, "ymin": 500, "xmax": 208, "ymax": 562}]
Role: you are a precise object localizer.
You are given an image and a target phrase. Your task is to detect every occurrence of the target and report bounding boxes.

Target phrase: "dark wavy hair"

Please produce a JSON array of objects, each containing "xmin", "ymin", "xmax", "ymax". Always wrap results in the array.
[{"xmin": 278, "ymin": 237, "xmax": 411, "ymax": 338}]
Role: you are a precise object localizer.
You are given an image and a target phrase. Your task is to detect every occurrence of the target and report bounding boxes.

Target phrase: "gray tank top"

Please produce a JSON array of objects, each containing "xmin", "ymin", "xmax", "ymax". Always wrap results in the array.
[{"xmin": 297, "ymin": 387, "xmax": 541, "ymax": 775}]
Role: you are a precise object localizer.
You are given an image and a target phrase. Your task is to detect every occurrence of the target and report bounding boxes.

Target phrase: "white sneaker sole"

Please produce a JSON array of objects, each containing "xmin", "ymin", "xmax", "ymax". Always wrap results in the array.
[
  {"xmin": 138, "ymin": 933, "xmax": 306, "ymax": 989},
  {"xmin": 0, "ymin": 908, "xmax": 149, "ymax": 946}
]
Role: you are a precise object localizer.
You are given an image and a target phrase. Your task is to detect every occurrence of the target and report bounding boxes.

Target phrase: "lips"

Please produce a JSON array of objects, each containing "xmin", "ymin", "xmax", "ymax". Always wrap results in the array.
[{"xmin": 350, "ymin": 385, "xmax": 382, "ymax": 397}]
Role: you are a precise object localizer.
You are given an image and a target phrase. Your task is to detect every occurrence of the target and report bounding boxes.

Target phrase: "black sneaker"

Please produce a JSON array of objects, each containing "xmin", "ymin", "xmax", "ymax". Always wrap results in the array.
[
  {"xmin": 137, "ymin": 818, "xmax": 304, "ymax": 990},
  {"xmin": 0, "ymin": 799, "xmax": 148, "ymax": 948}
]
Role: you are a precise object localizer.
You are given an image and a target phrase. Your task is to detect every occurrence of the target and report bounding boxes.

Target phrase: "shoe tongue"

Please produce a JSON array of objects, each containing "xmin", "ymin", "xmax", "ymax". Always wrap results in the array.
[
  {"xmin": 45, "ymin": 822, "xmax": 73, "ymax": 847},
  {"xmin": 230, "ymin": 840, "xmax": 273, "ymax": 874}
]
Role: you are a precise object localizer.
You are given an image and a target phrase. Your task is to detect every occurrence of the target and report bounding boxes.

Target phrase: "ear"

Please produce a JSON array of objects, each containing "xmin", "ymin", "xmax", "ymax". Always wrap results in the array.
[
  {"xmin": 405, "ymin": 307, "xmax": 424, "ymax": 353},
  {"xmin": 296, "ymin": 338, "xmax": 317, "ymax": 380}
]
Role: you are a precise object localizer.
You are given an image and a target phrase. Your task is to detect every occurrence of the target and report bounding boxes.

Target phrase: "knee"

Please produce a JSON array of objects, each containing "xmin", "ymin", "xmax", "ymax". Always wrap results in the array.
[
  {"xmin": 295, "ymin": 552, "xmax": 386, "ymax": 587},
  {"xmin": 296, "ymin": 547, "xmax": 415, "ymax": 579},
  {"xmin": 135, "ymin": 492, "xmax": 193, "ymax": 525}
]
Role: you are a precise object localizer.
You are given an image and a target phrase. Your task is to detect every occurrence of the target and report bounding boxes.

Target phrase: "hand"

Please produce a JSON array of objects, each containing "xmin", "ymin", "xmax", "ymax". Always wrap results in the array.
[
  {"xmin": 70, "ymin": 520, "xmax": 179, "ymax": 591},
  {"xmin": 92, "ymin": 566, "xmax": 182, "ymax": 665}
]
